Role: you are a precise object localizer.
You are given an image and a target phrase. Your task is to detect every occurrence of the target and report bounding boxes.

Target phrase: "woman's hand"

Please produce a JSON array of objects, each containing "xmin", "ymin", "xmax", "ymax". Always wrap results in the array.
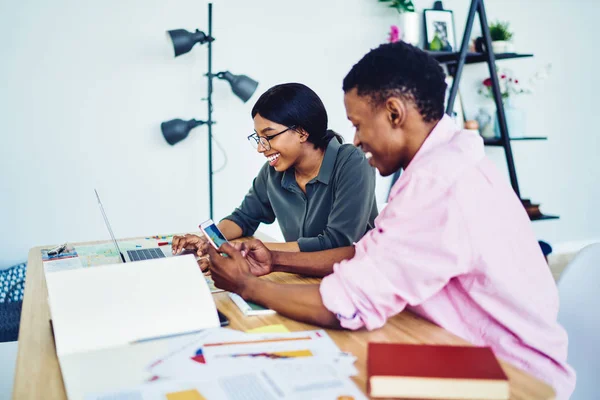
[
  {"xmin": 197, "ymin": 240, "xmax": 213, "ymax": 273},
  {"xmin": 171, "ymin": 234, "xmax": 206, "ymax": 256}
]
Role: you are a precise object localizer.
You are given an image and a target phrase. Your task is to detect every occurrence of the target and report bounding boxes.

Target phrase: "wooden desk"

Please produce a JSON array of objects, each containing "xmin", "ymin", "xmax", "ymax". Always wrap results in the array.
[{"xmin": 14, "ymin": 240, "xmax": 556, "ymax": 400}]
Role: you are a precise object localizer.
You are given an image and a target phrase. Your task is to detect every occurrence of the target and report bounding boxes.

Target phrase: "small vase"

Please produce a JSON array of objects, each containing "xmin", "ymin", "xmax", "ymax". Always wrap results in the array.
[
  {"xmin": 494, "ymin": 99, "xmax": 526, "ymax": 138},
  {"xmin": 398, "ymin": 12, "xmax": 423, "ymax": 48},
  {"xmin": 475, "ymin": 107, "xmax": 494, "ymax": 138},
  {"xmin": 491, "ymin": 40, "xmax": 509, "ymax": 53}
]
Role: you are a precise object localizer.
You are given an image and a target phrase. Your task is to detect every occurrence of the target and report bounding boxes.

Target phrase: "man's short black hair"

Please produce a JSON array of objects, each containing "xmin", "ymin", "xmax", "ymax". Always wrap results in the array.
[{"xmin": 343, "ymin": 42, "xmax": 447, "ymax": 123}]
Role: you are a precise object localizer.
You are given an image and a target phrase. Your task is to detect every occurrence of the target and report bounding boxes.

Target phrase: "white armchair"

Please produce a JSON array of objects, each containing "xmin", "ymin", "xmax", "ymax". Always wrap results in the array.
[{"xmin": 557, "ymin": 243, "xmax": 600, "ymax": 399}]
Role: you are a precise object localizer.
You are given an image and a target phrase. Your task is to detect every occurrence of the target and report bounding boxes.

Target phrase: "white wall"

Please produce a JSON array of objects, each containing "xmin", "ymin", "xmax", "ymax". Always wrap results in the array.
[
  {"xmin": 1, "ymin": 0, "xmax": 598, "ymax": 268},
  {"xmin": 429, "ymin": 0, "xmax": 600, "ymax": 250}
]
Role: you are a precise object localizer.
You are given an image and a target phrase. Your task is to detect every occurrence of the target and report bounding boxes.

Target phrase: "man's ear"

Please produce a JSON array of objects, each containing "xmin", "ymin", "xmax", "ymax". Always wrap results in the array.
[{"xmin": 385, "ymin": 97, "xmax": 407, "ymax": 128}]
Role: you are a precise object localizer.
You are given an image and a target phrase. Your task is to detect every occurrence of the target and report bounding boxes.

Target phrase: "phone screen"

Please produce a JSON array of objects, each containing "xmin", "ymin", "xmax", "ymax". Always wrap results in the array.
[{"xmin": 200, "ymin": 220, "xmax": 228, "ymax": 249}]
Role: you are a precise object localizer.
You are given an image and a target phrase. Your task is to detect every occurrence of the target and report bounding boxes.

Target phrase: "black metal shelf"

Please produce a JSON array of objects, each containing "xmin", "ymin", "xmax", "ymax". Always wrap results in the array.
[
  {"xmin": 439, "ymin": 0, "xmax": 556, "ymax": 223},
  {"xmin": 530, "ymin": 214, "xmax": 560, "ymax": 221},
  {"xmin": 428, "ymin": 51, "xmax": 533, "ymax": 64},
  {"xmin": 483, "ymin": 137, "xmax": 547, "ymax": 146}
]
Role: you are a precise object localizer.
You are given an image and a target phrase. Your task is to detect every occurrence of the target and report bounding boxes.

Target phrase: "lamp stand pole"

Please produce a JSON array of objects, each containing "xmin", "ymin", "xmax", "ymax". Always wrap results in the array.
[{"xmin": 206, "ymin": 2, "xmax": 214, "ymax": 219}]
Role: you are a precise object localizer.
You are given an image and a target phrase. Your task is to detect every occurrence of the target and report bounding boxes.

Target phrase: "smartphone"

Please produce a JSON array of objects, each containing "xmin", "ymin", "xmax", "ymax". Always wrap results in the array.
[
  {"xmin": 218, "ymin": 309, "xmax": 230, "ymax": 327},
  {"xmin": 199, "ymin": 219, "xmax": 229, "ymax": 250}
]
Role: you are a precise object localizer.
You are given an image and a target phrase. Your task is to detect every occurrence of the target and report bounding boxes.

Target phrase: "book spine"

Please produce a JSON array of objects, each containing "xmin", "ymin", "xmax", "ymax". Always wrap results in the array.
[{"xmin": 228, "ymin": 293, "xmax": 251, "ymax": 315}]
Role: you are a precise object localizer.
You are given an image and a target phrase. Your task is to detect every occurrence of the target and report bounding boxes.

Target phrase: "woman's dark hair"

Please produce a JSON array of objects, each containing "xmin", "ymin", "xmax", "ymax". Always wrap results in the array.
[
  {"xmin": 343, "ymin": 42, "xmax": 446, "ymax": 123},
  {"xmin": 251, "ymin": 83, "xmax": 343, "ymax": 150}
]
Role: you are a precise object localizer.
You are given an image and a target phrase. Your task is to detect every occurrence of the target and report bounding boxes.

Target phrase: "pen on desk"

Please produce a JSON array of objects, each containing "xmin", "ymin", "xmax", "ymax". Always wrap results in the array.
[
  {"xmin": 158, "ymin": 241, "xmax": 171, "ymax": 246},
  {"xmin": 131, "ymin": 329, "xmax": 204, "ymax": 344}
]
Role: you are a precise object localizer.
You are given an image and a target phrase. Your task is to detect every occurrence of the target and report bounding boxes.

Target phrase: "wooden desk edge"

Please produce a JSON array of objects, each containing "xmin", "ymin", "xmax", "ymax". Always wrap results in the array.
[{"xmin": 14, "ymin": 238, "xmax": 556, "ymax": 400}]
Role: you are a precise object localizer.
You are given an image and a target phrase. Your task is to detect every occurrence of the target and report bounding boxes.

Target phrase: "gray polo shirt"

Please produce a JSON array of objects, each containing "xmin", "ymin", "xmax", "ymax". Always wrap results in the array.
[{"xmin": 223, "ymin": 138, "xmax": 378, "ymax": 252}]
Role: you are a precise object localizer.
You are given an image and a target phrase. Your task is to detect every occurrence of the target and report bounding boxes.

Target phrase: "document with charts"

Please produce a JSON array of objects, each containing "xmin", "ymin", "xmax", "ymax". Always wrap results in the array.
[
  {"xmin": 86, "ymin": 361, "xmax": 366, "ymax": 400},
  {"xmin": 148, "ymin": 329, "xmax": 358, "ymax": 381}
]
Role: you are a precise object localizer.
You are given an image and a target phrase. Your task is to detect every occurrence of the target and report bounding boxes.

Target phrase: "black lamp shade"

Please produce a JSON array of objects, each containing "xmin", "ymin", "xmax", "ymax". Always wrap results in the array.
[
  {"xmin": 161, "ymin": 119, "xmax": 205, "ymax": 145},
  {"xmin": 166, "ymin": 29, "xmax": 211, "ymax": 57},
  {"xmin": 218, "ymin": 71, "xmax": 259, "ymax": 102}
]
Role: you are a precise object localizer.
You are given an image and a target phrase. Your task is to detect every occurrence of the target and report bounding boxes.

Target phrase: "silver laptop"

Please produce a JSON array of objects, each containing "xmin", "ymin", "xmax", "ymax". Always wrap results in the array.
[{"xmin": 95, "ymin": 189, "xmax": 173, "ymax": 263}]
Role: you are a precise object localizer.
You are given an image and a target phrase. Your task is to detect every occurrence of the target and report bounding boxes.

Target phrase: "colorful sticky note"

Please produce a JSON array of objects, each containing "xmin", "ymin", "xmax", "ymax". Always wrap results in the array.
[
  {"xmin": 166, "ymin": 389, "xmax": 206, "ymax": 400},
  {"xmin": 247, "ymin": 324, "xmax": 290, "ymax": 334}
]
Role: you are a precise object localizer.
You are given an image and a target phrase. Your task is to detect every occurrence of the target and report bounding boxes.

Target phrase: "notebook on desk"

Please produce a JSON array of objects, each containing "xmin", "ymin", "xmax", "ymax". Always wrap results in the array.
[
  {"xmin": 95, "ymin": 189, "xmax": 172, "ymax": 263},
  {"xmin": 45, "ymin": 254, "xmax": 221, "ymax": 399}
]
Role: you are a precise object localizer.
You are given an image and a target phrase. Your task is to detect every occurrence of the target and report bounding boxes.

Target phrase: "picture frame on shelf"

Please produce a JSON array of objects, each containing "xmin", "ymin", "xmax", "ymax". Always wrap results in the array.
[
  {"xmin": 441, "ymin": 64, "xmax": 465, "ymax": 128},
  {"xmin": 424, "ymin": 9, "xmax": 457, "ymax": 51}
]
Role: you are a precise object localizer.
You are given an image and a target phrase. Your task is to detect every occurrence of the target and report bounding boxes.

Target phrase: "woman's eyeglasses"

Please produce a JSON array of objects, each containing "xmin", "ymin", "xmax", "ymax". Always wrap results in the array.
[{"xmin": 247, "ymin": 126, "xmax": 297, "ymax": 151}]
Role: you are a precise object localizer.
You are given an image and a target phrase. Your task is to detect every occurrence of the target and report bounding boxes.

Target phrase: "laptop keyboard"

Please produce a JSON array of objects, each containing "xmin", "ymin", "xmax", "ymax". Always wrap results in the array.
[{"xmin": 126, "ymin": 248, "xmax": 166, "ymax": 261}]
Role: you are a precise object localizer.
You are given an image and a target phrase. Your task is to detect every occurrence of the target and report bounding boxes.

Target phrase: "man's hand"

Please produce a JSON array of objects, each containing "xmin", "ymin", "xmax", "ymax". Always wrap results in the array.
[
  {"xmin": 207, "ymin": 243, "xmax": 256, "ymax": 296},
  {"xmin": 171, "ymin": 234, "xmax": 207, "ymax": 256},
  {"xmin": 199, "ymin": 239, "xmax": 273, "ymax": 276},
  {"xmin": 208, "ymin": 242, "xmax": 341, "ymax": 329},
  {"xmin": 233, "ymin": 239, "xmax": 273, "ymax": 277}
]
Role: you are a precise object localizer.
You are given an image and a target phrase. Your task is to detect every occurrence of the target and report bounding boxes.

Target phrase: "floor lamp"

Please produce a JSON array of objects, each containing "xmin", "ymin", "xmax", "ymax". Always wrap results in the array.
[{"xmin": 161, "ymin": 3, "xmax": 259, "ymax": 219}]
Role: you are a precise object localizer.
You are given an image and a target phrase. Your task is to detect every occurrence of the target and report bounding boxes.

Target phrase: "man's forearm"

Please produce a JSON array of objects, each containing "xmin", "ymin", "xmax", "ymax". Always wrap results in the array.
[
  {"xmin": 242, "ymin": 279, "xmax": 341, "ymax": 329},
  {"xmin": 271, "ymin": 246, "xmax": 355, "ymax": 277}
]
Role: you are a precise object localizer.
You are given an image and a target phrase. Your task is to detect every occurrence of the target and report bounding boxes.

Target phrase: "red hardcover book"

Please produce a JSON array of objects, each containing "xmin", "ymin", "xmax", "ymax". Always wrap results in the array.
[{"xmin": 368, "ymin": 343, "xmax": 509, "ymax": 399}]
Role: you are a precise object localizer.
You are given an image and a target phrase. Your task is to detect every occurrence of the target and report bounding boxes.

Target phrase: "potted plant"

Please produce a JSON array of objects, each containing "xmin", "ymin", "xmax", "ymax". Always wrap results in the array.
[
  {"xmin": 489, "ymin": 20, "xmax": 514, "ymax": 53},
  {"xmin": 379, "ymin": 0, "xmax": 421, "ymax": 47}
]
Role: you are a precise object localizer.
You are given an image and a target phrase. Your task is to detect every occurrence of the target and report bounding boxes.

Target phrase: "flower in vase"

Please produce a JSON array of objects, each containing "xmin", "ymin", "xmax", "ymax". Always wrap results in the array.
[
  {"xmin": 478, "ymin": 65, "xmax": 551, "ymax": 101},
  {"xmin": 388, "ymin": 25, "xmax": 400, "ymax": 43},
  {"xmin": 478, "ymin": 69, "xmax": 531, "ymax": 100}
]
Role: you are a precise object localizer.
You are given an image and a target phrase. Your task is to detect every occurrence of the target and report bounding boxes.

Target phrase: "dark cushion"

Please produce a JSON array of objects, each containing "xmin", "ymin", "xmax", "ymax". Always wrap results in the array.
[
  {"xmin": 0, "ymin": 300, "xmax": 22, "ymax": 342},
  {"xmin": 0, "ymin": 262, "xmax": 26, "ymax": 342}
]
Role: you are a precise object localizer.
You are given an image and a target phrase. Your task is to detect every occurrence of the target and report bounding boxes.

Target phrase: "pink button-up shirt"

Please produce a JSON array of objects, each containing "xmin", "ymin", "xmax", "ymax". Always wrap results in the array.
[{"xmin": 320, "ymin": 115, "xmax": 575, "ymax": 398}]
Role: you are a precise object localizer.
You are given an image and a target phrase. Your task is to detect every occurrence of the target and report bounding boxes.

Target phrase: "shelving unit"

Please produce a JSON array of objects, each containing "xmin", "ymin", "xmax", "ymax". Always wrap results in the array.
[
  {"xmin": 531, "ymin": 214, "xmax": 560, "ymax": 221},
  {"xmin": 427, "ymin": 51, "xmax": 533, "ymax": 65},
  {"xmin": 439, "ymin": 0, "xmax": 558, "ymax": 222},
  {"xmin": 483, "ymin": 136, "xmax": 547, "ymax": 146}
]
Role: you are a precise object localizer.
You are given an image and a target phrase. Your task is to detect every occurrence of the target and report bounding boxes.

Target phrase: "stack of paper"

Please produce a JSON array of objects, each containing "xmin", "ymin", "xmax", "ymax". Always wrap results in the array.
[
  {"xmin": 86, "ymin": 328, "xmax": 365, "ymax": 400},
  {"xmin": 149, "ymin": 328, "xmax": 358, "ymax": 379}
]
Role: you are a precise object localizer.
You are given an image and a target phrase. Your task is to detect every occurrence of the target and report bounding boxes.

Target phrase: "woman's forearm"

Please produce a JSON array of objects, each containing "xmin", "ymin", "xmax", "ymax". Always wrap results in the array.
[
  {"xmin": 271, "ymin": 246, "xmax": 355, "ymax": 277},
  {"xmin": 217, "ymin": 219, "xmax": 243, "ymax": 240},
  {"xmin": 264, "ymin": 241, "xmax": 300, "ymax": 252}
]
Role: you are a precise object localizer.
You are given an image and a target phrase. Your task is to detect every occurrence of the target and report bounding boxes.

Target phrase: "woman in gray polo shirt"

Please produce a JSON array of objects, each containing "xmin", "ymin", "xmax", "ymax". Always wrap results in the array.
[{"xmin": 173, "ymin": 83, "xmax": 377, "ymax": 259}]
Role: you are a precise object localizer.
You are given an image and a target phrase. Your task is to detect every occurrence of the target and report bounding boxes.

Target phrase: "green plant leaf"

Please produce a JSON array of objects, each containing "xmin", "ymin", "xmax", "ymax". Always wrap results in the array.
[
  {"xmin": 378, "ymin": 0, "xmax": 414, "ymax": 14},
  {"xmin": 489, "ymin": 20, "xmax": 513, "ymax": 41}
]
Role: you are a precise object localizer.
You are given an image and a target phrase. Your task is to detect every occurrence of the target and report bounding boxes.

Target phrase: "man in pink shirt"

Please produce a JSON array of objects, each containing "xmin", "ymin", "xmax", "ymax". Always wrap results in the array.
[{"xmin": 207, "ymin": 42, "xmax": 575, "ymax": 398}]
